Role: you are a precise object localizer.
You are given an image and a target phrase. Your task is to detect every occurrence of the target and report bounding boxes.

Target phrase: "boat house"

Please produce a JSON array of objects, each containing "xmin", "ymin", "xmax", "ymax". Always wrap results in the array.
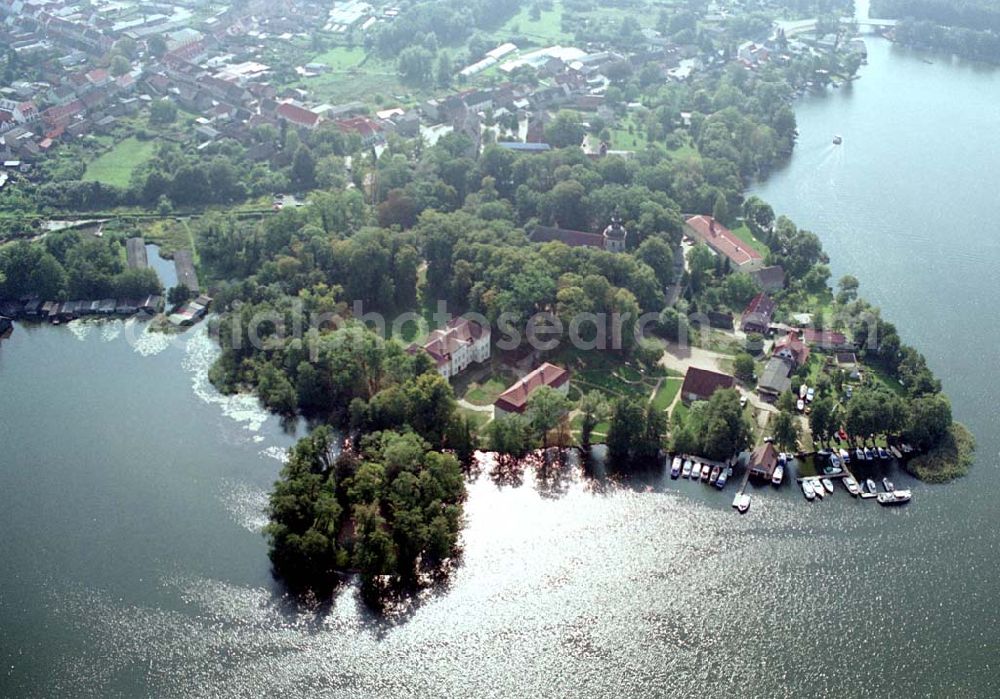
[{"xmin": 748, "ymin": 442, "xmax": 779, "ymax": 480}]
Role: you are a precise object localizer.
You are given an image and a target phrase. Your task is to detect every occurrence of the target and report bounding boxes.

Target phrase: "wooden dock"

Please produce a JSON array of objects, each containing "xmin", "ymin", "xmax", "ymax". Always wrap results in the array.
[
  {"xmin": 125, "ymin": 237, "xmax": 148, "ymax": 269},
  {"xmin": 173, "ymin": 250, "xmax": 199, "ymax": 293}
]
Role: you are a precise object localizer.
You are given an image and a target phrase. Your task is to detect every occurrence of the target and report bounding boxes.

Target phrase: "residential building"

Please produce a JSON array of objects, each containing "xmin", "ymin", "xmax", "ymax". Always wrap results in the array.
[
  {"xmin": 680, "ymin": 367, "xmax": 736, "ymax": 403},
  {"xmin": 410, "ymin": 317, "xmax": 491, "ymax": 380},
  {"xmin": 752, "ymin": 265, "xmax": 786, "ymax": 293},
  {"xmin": 494, "ymin": 363, "xmax": 570, "ymax": 416},
  {"xmin": 802, "ymin": 328, "xmax": 851, "ymax": 352},
  {"xmin": 684, "ymin": 215, "xmax": 764, "ymax": 271},
  {"xmin": 741, "ymin": 292, "xmax": 776, "ymax": 334},
  {"xmin": 276, "ymin": 100, "xmax": 322, "ymax": 130},
  {"xmin": 772, "ymin": 331, "xmax": 810, "ymax": 368},
  {"xmin": 757, "ymin": 356, "xmax": 794, "ymax": 400}
]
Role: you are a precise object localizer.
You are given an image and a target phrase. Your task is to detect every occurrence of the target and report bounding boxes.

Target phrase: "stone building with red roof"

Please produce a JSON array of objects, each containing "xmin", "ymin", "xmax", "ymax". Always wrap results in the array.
[
  {"xmin": 409, "ymin": 317, "xmax": 490, "ymax": 380},
  {"xmin": 684, "ymin": 215, "xmax": 764, "ymax": 271},
  {"xmin": 494, "ymin": 363, "xmax": 570, "ymax": 416}
]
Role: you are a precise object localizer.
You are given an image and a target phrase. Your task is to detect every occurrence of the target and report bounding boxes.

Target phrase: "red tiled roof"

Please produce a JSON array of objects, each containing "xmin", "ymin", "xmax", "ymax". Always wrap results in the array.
[
  {"xmin": 419, "ymin": 317, "xmax": 486, "ymax": 366},
  {"xmin": 773, "ymin": 331, "xmax": 810, "ymax": 366},
  {"xmin": 277, "ymin": 101, "xmax": 321, "ymax": 128},
  {"xmin": 802, "ymin": 328, "xmax": 848, "ymax": 347},
  {"xmin": 741, "ymin": 292, "xmax": 776, "ymax": 332},
  {"xmin": 685, "ymin": 215, "xmax": 762, "ymax": 267},
  {"xmin": 335, "ymin": 116, "xmax": 382, "ymax": 138},
  {"xmin": 495, "ymin": 363, "xmax": 569, "ymax": 413},
  {"xmin": 749, "ymin": 442, "xmax": 779, "ymax": 478},
  {"xmin": 681, "ymin": 367, "xmax": 736, "ymax": 402},
  {"xmin": 531, "ymin": 226, "xmax": 606, "ymax": 249}
]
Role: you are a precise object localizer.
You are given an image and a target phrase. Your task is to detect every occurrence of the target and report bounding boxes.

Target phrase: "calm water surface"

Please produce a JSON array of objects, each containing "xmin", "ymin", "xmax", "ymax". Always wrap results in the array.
[{"xmin": 2, "ymin": 39, "xmax": 1000, "ymax": 699}]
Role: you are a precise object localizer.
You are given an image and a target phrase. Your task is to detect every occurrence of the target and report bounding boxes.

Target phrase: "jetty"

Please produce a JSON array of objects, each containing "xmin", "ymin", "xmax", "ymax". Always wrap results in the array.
[
  {"xmin": 173, "ymin": 250, "xmax": 199, "ymax": 293},
  {"xmin": 125, "ymin": 237, "xmax": 148, "ymax": 269}
]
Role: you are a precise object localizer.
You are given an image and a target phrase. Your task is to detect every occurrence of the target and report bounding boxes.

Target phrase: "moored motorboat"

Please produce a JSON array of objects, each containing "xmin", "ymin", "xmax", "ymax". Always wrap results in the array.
[
  {"xmin": 855, "ymin": 448, "xmax": 865, "ymax": 462},
  {"xmin": 865, "ymin": 478, "xmax": 877, "ymax": 494},
  {"xmin": 797, "ymin": 399, "xmax": 805, "ymax": 412},
  {"xmin": 877, "ymin": 447, "xmax": 890, "ymax": 460},
  {"xmin": 839, "ymin": 448, "xmax": 851, "ymax": 463},
  {"xmin": 710, "ymin": 466, "xmax": 721, "ymax": 485},
  {"xmin": 813, "ymin": 480, "xmax": 825, "ymax": 498},
  {"xmin": 716, "ymin": 468, "xmax": 728, "ymax": 489},
  {"xmin": 821, "ymin": 478, "xmax": 834, "ymax": 494},
  {"xmin": 882, "ymin": 477, "xmax": 894, "ymax": 492},
  {"xmin": 800, "ymin": 384, "xmax": 808, "ymax": 399},
  {"xmin": 864, "ymin": 448, "xmax": 874, "ymax": 461},
  {"xmin": 671, "ymin": 457, "xmax": 682, "ymax": 478},
  {"xmin": 889, "ymin": 446, "xmax": 903, "ymax": 459},
  {"xmin": 682, "ymin": 460, "xmax": 693, "ymax": 478},
  {"xmin": 878, "ymin": 490, "xmax": 911, "ymax": 505},
  {"xmin": 802, "ymin": 479, "xmax": 816, "ymax": 500},
  {"xmin": 701, "ymin": 463, "xmax": 711, "ymax": 481},
  {"xmin": 843, "ymin": 475, "xmax": 860, "ymax": 496},
  {"xmin": 772, "ymin": 463, "xmax": 784, "ymax": 486}
]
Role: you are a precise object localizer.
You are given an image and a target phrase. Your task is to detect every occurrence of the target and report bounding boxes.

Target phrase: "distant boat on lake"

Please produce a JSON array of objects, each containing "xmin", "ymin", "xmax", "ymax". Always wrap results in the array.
[{"xmin": 833, "ymin": 135, "xmax": 843, "ymax": 145}]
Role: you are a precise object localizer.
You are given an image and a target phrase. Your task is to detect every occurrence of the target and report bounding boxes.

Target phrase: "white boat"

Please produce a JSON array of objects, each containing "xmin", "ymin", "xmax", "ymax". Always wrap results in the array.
[
  {"xmin": 797, "ymin": 399, "xmax": 805, "ymax": 412},
  {"xmin": 865, "ymin": 478, "xmax": 877, "ymax": 493},
  {"xmin": 861, "ymin": 491, "xmax": 878, "ymax": 499},
  {"xmin": 682, "ymin": 460, "xmax": 693, "ymax": 478},
  {"xmin": 878, "ymin": 447, "xmax": 890, "ymax": 460},
  {"xmin": 843, "ymin": 476, "xmax": 860, "ymax": 496},
  {"xmin": 701, "ymin": 464, "xmax": 711, "ymax": 481},
  {"xmin": 813, "ymin": 480, "xmax": 825, "ymax": 498},
  {"xmin": 716, "ymin": 469, "xmax": 728, "ymax": 489},
  {"xmin": 710, "ymin": 466, "xmax": 721, "ymax": 485},
  {"xmin": 671, "ymin": 457, "xmax": 682, "ymax": 478},
  {"xmin": 772, "ymin": 464, "xmax": 784, "ymax": 486},
  {"xmin": 806, "ymin": 387, "xmax": 815, "ymax": 403},
  {"xmin": 882, "ymin": 477, "xmax": 894, "ymax": 492},
  {"xmin": 737, "ymin": 493, "xmax": 751, "ymax": 513},
  {"xmin": 839, "ymin": 449, "xmax": 851, "ymax": 463},
  {"xmin": 821, "ymin": 478, "xmax": 834, "ymax": 494},
  {"xmin": 799, "ymin": 384, "xmax": 808, "ymax": 399},
  {"xmin": 878, "ymin": 490, "xmax": 911, "ymax": 506},
  {"xmin": 802, "ymin": 480, "xmax": 816, "ymax": 500},
  {"xmin": 855, "ymin": 448, "xmax": 865, "ymax": 462}
]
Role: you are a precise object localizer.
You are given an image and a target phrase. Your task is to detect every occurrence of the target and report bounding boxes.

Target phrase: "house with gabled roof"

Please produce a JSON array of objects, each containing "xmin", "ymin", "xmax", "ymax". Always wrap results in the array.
[
  {"xmin": 494, "ymin": 363, "xmax": 570, "ymax": 416},
  {"xmin": 409, "ymin": 317, "xmax": 491, "ymax": 380},
  {"xmin": 685, "ymin": 214, "xmax": 764, "ymax": 271},
  {"xmin": 681, "ymin": 367, "xmax": 736, "ymax": 403},
  {"xmin": 741, "ymin": 292, "xmax": 776, "ymax": 334}
]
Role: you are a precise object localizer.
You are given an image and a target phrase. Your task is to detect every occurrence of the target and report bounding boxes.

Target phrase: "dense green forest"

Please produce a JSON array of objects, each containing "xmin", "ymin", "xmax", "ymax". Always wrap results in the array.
[{"xmin": 873, "ymin": 0, "xmax": 1000, "ymax": 63}]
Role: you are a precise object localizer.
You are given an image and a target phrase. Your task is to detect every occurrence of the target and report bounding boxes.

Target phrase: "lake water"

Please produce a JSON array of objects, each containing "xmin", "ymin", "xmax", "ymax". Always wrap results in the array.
[{"xmin": 3, "ymin": 39, "xmax": 1000, "ymax": 698}]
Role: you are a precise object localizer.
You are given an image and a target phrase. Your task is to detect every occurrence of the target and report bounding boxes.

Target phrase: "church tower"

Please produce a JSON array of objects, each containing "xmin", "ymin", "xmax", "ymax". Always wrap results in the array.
[{"xmin": 603, "ymin": 214, "xmax": 628, "ymax": 253}]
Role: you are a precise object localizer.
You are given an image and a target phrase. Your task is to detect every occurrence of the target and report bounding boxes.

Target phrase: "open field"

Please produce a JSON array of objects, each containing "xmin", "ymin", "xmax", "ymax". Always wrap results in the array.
[{"xmin": 83, "ymin": 138, "xmax": 156, "ymax": 188}]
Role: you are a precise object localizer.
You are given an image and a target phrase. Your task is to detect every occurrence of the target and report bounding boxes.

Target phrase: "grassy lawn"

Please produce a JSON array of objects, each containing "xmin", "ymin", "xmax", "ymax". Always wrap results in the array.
[
  {"xmin": 458, "ymin": 406, "xmax": 493, "ymax": 430},
  {"xmin": 83, "ymin": 137, "xmax": 156, "ymax": 188},
  {"xmin": 610, "ymin": 115, "xmax": 648, "ymax": 151},
  {"xmin": 729, "ymin": 221, "xmax": 770, "ymax": 257},
  {"xmin": 494, "ymin": 2, "xmax": 570, "ymax": 44},
  {"xmin": 464, "ymin": 377, "xmax": 509, "ymax": 406},
  {"xmin": 311, "ymin": 45, "xmax": 367, "ymax": 70},
  {"xmin": 652, "ymin": 378, "xmax": 682, "ymax": 412}
]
